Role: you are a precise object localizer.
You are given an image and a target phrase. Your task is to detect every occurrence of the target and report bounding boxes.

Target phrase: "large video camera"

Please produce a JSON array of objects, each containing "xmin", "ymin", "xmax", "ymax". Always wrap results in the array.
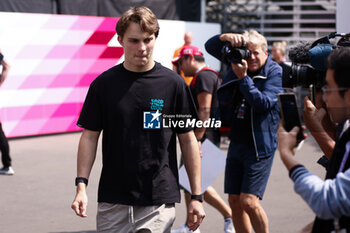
[
  {"xmin": 283, "ymin": 32, "xmax": 350, "ymax": 89},
  {"xmin": 223, "ymin": 42, "xmax": 251, "ymax": 64}
]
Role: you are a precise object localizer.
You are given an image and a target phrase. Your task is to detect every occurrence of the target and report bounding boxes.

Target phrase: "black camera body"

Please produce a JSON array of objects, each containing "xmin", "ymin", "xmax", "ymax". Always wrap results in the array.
[
  {"xmin": 284, "ymin": 32, "xmax": 350, "ymax": 89},
  {"xmin": 223, "ymin": 43, "xmax": 251, "ymax": 64}
]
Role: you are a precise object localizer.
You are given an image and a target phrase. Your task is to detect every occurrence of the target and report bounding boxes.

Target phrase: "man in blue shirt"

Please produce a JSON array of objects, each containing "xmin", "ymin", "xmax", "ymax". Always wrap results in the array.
[
  {"xmin": 277, "ymin": 47, "xmax": 350, "ymax": 232},
  {"xmin": 206, "ymin": 30, "xmax": 283, "ymax": 233}
]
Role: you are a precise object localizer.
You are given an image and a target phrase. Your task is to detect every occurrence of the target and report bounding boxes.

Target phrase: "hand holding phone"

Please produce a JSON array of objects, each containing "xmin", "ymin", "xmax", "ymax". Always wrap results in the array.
[{"xmin": 278, "ymin": 93, "xmax": 305, "ymax": 144}]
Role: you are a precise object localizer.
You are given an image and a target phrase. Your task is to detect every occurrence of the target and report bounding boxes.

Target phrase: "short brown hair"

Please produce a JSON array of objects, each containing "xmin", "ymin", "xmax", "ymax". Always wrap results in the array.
[{"xmin": 116, "ymin": 6, "xmax": 160, "ymax": 38}]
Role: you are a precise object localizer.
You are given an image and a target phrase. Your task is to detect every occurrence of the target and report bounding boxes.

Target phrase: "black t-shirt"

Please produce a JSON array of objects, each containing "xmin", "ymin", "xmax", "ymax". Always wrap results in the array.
[
  {"xmin": 229, "ymin": 69, "xmax": 261, "ymax": 144},
  {"xmin": 190, "ymin": 69, "xmax": 220, "ymax": 144},
  {"xmin": 229, "ymin": 95, "xmax": 253, "ymax": 143},
  {"xmin": 78, "ymin": 62, "xmax": 197, "ymax": 205}
]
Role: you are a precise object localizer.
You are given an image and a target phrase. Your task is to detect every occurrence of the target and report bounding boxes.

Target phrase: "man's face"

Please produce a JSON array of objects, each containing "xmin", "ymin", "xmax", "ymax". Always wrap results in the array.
[
  {"xmin": 247, "ymin": 43, "xmax": 268, "ymax": 73},
  {"xmin": 323, "ymin": 69, "xmax": 348, "ymax": 124},
  {"xmin": 118, "ymin": 22, "xmax": 156, "ymax": 72}
]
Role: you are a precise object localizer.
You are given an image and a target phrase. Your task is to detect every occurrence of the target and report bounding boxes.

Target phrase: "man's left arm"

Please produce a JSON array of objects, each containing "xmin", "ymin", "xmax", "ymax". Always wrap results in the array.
[
  {"xmin": 195, "ymin": 92, "xmax": 212, "ymax": 141},
  {"xmin": 178, "ymin": 131, "xmax": 206, "ymax": 231}
]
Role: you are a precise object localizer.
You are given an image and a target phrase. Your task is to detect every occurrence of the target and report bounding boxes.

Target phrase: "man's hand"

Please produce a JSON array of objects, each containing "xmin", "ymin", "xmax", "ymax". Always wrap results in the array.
[
  {"xmin": 277, "ymin": 123, "xmax": 300, "ymax": 156},
  {"xmin": 302, "ymin": 96, "xmax": 336, "ymax": 158},
  {"xmin": 303, "ymin": 96, "xmax": 326, "ymax": 133},
  {"xmin": 232, "ymin": 60, "xmax": 248, "ymax": 79},
  {"xmin": 219, "ymin": 33, "xmax": 248, "ymax": 79},
  {"xmin": 187, "ymin": 200, "xmax": 206, "ymax": 231},
  {"xmin": 219, "ymin": 33, "xmax": 245, "ymax": 47},
  {"xmin": 277, "ymin": 123, "xmax": 306, "ymax": 171},
  {"xmin": 71, "ymin": 185, "xmax": 88, "ymax": 218}
]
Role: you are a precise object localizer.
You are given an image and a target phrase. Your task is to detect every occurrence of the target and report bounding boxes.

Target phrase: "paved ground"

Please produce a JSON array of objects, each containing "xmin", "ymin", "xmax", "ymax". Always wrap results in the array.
[{"xmin": 0, "ymin": 132, "xmax": 325, "ymax": 233}]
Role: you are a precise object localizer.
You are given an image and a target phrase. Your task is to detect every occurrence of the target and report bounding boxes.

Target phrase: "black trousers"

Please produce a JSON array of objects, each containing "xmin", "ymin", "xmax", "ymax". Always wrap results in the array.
[{"xmin": 0, "ymin": 122, "xmax": 11, "ymax": 167}]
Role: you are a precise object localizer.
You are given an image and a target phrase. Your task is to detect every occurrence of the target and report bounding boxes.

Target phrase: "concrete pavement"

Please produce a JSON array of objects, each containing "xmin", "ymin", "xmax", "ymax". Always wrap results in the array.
[{"xmin": 0, "ymin": 132, "xmax": 325, "ymax": 233}]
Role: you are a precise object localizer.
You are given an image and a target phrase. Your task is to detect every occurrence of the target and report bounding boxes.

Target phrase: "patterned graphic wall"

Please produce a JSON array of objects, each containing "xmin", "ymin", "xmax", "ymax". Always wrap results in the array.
[
  {"xmin": 0, "ymin": 12, "xmax": 220, "ymax": 138},
  {"xmin": 0, "ymin": 12, "xmax": 122, "ymax": 137}
]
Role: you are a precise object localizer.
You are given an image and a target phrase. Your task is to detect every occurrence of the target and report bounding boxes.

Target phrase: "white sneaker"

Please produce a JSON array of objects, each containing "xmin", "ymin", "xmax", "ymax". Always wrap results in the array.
[
  {"xmin": 224, "ymin": 218, "xmax": 235, "ymax": 233},
  {"xmin": 171, "ymin": 223, "xmax": 201, "ymax": 233},
  {"xmin": 0, "ymin": 166, "xmax": 14, "ymax": 175}
]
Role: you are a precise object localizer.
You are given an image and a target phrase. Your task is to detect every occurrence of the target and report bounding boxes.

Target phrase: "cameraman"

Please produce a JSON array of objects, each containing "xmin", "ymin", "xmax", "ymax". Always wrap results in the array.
[
  {"xmin": 205, "ymin": 30, "xmax": 283, "ymax": 233},
  {"xmin": 277, "ymin": 47, "xmax": 350, "ymax": 233},
  {"xmin": 302, "ymin": 35, "xmax": 350, "ymax": 161}
]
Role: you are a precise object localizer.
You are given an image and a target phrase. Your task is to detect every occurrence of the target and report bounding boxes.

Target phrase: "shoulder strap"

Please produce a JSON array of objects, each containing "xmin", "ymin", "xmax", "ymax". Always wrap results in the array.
[{"xmin": 191, "ymin": 67, "xmax": 221, "ymax": 88}]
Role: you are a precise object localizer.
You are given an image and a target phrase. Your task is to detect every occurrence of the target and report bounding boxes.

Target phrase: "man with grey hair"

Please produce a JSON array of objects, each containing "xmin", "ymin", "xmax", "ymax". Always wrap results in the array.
[{"xmin": 205, "ymin": 30, "xmax": 283, "ymax": 233}]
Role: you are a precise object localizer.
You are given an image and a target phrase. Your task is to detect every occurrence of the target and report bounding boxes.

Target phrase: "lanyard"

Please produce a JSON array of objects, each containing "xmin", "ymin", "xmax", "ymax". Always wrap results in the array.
[{"xmin": 339, "ymin": 141, "xmax": 350, "ymax": 173}]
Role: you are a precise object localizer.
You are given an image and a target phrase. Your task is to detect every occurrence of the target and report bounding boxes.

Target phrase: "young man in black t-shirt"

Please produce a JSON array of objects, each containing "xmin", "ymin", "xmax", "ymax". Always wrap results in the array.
[
  {"xmin": 71, "ymin": 7, "xmax": 205, "ymax": 233},
  {"xmin": 172, "ymin": 45, "xmax": 234, "ymax": 233}
]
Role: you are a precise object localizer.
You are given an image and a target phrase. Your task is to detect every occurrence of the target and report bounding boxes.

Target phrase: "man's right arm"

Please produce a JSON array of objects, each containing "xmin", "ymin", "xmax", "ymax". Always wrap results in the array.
[
  {"xmin": 71, "ymin": 129, "xmax": 101, "ymax": 218},
  {"xmin": 194, "ymin": 91, "xmax": 212, "ymax": 141},
  {"xmin": 205, "ymin": 33, "xmax": 245, "ymax": 62},
  {"xmin": 205, "ymin": 34, "xmax": 224, "ymax": 61}
]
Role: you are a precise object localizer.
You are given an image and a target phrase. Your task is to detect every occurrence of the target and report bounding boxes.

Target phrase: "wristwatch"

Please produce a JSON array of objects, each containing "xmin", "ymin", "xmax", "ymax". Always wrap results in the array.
[
  {"xmin": 190, "ymin": 194, "xmax": 203, "ymax": 202},
  {"xmin": 196, "ymin": 137, "xmax": 205, "ymax": 143},
  {"xmin": 75, "ymin": 177, "xmax": 88, "ymax": 186}
]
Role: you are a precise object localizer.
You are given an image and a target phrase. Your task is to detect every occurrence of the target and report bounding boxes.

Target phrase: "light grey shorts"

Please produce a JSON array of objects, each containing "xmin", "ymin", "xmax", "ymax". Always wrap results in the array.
[{"xmin": 96, "ymin": 203, "xmax": 176, "ymax": 233}]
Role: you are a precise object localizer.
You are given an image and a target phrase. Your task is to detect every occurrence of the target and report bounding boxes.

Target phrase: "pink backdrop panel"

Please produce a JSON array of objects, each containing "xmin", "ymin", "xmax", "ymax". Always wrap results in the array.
[{"xmin": 0, "ymin": 13, "xmax": 122, "ymax": 137}]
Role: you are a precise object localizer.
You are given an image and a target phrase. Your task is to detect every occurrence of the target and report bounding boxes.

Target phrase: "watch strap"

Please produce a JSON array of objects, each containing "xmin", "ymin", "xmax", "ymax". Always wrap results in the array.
[
  {"xmin": 75, "ymin": 177, "xmax": 88, "ymax": 186},
  {"xmin": 196, "ymin": 137, "xmax": 205, "ymax": 143},
  {"xmin": 191, "ymin": 194, "xmax": 203, "ymax": 202}
]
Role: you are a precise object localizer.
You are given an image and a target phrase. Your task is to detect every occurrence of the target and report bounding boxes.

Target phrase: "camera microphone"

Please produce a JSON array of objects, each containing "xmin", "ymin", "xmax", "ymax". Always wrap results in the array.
[{"xmin": 288, "ymin": 41, "xmax": 313, "ymax": 64}]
